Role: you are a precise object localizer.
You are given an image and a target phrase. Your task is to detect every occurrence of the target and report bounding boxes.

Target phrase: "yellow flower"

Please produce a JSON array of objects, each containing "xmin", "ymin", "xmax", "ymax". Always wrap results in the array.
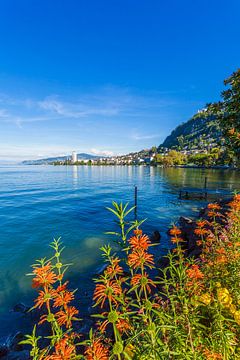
[
  {"xmin": 229, "ymin": 304, "xmax": 237, "ymax": 315},
  {"xmin": 199, "ymin": 293, "xmax": 212, "ymax": 306},
  {"xmin": 217, "ymin": 288, "xmax": 232, "ymax": 307},
  {"xmin": 234, "ymin": 310, "xmax": 240, "ymax": 325},
  {"xmin": 215, "ymin": 282, "xmax": 221, "ymax": 288},
  {"xmin": 124, "ymin": 344, "xmax": 135, "ymax": 358}
]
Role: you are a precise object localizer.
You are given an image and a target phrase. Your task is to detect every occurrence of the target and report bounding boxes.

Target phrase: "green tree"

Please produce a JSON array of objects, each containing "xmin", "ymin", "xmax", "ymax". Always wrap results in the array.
[{"xmin": 206, "ymin": 69, "xmax": 240, "ymax": 163}]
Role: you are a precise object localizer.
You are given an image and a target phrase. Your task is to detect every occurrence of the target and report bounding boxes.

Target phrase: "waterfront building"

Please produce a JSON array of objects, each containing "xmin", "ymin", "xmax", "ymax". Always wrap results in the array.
[{"xmin": 72, "ymin": 151, "xmax": 77, "ymax": 163}]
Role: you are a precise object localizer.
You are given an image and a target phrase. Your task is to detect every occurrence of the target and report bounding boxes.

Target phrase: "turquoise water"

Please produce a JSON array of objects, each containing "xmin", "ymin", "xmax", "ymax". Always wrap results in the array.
[{"xmin": 0, "ymin": 165, "xmax": 239, "ymax": 335}]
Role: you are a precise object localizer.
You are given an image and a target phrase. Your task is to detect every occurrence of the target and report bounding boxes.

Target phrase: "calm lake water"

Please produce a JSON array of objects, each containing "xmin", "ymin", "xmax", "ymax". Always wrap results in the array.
[{"xmin": 0, "ymin": 165, "xmax": 239, "ymax": 335}]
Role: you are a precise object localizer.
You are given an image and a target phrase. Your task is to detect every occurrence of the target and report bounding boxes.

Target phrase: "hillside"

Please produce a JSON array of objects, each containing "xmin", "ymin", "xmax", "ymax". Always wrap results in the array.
[
  {"xmin": 22, "ymin": 153, "xmax": 102, "ymax": 165},
  {"xmin": 160, "ymin": 113, "xmax": 222, "ymax": 151}
]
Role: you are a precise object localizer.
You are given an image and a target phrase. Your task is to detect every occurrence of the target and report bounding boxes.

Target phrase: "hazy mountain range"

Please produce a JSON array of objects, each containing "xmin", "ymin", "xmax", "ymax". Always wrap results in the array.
[{"xmin": 22, "ymin": 153, "xmax": 102, "ymax": 165}]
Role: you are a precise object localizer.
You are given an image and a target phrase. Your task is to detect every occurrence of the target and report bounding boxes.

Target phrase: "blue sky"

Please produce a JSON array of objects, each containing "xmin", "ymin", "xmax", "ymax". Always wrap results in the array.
[{"xmin": 0, "ymin": 0, "xmax": 240, "ymax": 161}]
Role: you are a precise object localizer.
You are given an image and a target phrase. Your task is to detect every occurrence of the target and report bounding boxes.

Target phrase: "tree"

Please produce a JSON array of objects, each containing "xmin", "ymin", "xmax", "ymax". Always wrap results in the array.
[
  {"xmin": 177, "ymin": 135, "xmax": 185, "ymax": 149},
  {"xmin": 206, "ymin": 69, "xmax": 240, "ymax": 163}
]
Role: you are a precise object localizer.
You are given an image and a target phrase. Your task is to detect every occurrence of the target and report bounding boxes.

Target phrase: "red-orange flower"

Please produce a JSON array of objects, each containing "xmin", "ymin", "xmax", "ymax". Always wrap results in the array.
[
  {"xmin": 196, "ymin": 220, "xmax": 207, "ymax": 228},
  {"xmin": 93, "ymin": 280, "xmax": 122, "ymax": 308},
  {"xmin": 186, "ymin": 264, "xmax": 204, "ymax": 280},
  {"xmin": 207, "ymin": 203, "xmax": 221, "ymax": 210},
  {"xmin": 104, "ymin": 258, "xmax": 123, "ymax": 277},
  {"xmin": 129, "ymin": 234, "xmax": 150, "ymax": 250},
  {"xmin": 171, "ymin": 236, "xmax": 184, "ymax": 244},
  {"xmin": 34, "ymin": 288, "xmax": 55, "ymax": 309},
  {"xmin": 169, "ymin": 226, "xmax": 181, "ymax": 236},
  {"xmin": 116, "ymin": 318, "xmax": 132, "ymax": 334},
  {"xmin": 32, "ymin": 263, "xmax": 57, "ymax": 288},
  {"xmin": 216, "ymin": 248, "xmax": 226, "ymax": 255},
  {"xmin": 53, "ymin": 290, "xmax": 74, "ymax": 308},
  {"xmin": 194, "ymin": 228, "xmax": 208, "ymax": 236},
  {"xmin": 85, "ymin": 338, "xmax": 109, "ymax": 360},
  {"xmin": 215, "ymin": 255, "xmax": 228, "ymax": 264},
  {"xmin": 202, "ymin": 348, "xmax": 222, "ymax": 359},
  {"xmin": 228, "ymin": 128, "xmax": 235, "ymax": 135},
  {"xmin": 45, "ymin": 337, "xmax": 76, "ymax": 360},
  {"xmin": 98, "ymin": 313, "xmax": 132, "ymax": 334},
  {"xmin": 133, "ymin": 229, "xmax": 143, "ymax": 236},
  {"xmin": 128, "ymin": 249, "xmax": 154, "ymax": 269},
  {"xmin": 55, "ymin": 306, "xmax": 79, "ymax": 328},
  {"xmin": 131, "ymin": 272, "xmax": 156, "ymax": 293}
]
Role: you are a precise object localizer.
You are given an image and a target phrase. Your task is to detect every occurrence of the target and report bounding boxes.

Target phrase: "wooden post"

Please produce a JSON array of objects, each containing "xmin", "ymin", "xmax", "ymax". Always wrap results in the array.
[
  {"xmin": 204, "ymin": 176, "xmax": 208, "ymax": 199},
  {"xmin": 204, "ymin": 176, "xmax": 207, "ymax": 189},
  {"xmin": 134, "ymin": 185, "xmax": 138, "ymax": 220}
]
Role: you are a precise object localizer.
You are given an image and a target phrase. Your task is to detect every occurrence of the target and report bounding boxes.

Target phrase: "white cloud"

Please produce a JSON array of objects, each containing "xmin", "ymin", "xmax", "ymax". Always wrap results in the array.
[
  {"xmin": 90, "ymin": 148, "xmax": 114, "ymax": 157},
  {"xmin": 131, "ymin": 134, "xmax": 160, "ymax": 141},
  {"xmin": 38, "ymin": 96, "xmax": 120, "ymax": 118}
]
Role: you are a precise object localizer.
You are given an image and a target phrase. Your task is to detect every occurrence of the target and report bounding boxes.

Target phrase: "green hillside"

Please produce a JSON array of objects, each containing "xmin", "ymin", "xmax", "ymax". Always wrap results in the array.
[{"xmin": 160, "ymin": 113, "xmax": 222, "ymax": 151}]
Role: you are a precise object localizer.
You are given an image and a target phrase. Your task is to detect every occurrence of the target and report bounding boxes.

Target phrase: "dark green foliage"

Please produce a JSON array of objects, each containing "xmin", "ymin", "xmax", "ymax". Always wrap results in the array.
[{"xmin": 160, "ymin": 114, "xmax": 221, "ymax": 151}]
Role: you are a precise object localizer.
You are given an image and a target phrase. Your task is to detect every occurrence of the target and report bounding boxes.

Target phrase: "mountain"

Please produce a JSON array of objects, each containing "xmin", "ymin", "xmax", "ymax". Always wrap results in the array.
[
  {"xmin": 160, "ymin": 113, "xmax": 222, "ymax": 151},
  {"xmin": 22, "ymin": 153, "xmax": 102, "ymax": 165}
]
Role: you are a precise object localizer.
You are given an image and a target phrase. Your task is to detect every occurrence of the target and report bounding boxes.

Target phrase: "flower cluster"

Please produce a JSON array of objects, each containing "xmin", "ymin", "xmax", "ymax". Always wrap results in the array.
[{"xmin": 23, "ymin": 196, "xmax": 240, "ymax": 359}]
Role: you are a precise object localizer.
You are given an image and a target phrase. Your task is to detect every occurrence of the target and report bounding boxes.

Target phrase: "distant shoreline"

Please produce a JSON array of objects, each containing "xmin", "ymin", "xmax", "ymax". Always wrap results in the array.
[{"xmin": 22, "ymin": 163, "xmax": 239, "ymax": 170}]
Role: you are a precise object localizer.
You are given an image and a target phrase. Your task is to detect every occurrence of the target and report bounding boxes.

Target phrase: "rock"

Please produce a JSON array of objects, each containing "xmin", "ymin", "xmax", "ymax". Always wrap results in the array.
[
  {"xmin": 179, "ymin": 216, "xmax": 193, "ymax": 226},
  {"xmin": 7, "ymin": 333, "xmax": 24, "ymax": 351},
  {"xmin": 95, "ymin": 264, "xmax": 108, "ymax": 276},
  {"xmin": 150, "ymin": 230, "xmax": 161, "ymax": 243},
  {"xmin": 12, "ymin": 304, "xmax": 30, "ymax": 314},
  {"xmin": 0, "ymin": 345, "xmax": 8, "ymax": 358}
]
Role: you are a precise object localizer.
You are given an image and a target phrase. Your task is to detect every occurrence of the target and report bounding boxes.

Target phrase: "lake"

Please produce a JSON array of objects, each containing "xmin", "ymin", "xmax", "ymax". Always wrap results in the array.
[{"xmin": 0, "ymin": 165, "xmax": 239, "ymax": 335}]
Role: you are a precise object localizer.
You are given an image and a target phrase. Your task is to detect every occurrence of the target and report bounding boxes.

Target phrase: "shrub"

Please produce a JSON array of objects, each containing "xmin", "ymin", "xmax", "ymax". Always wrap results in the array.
[{"xmin": 22, "ymin": 195, "xmax": 240, "ymax": 359}]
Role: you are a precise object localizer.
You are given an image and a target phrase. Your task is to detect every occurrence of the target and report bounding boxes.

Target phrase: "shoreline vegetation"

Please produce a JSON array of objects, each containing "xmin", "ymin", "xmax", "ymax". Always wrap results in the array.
[
  {"xmin": 4, "ymin": 194, "xmax": 239, "ymax": 359},
  {"xmin": 51, "ymin": 161, "xmax": 239, "ymax": 170}
]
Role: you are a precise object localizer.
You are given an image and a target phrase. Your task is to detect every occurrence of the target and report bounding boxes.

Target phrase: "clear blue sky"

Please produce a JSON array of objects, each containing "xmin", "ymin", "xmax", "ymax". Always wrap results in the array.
[{"xmin": 0, "ymin": 0, "xmax": 239, "ymax": 161}]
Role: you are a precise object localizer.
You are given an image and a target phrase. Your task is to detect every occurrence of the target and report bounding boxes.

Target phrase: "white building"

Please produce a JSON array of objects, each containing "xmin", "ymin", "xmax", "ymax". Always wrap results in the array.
[{"xmin": 72, "ymin": 151, "xmax": 77, "ymax": 163}]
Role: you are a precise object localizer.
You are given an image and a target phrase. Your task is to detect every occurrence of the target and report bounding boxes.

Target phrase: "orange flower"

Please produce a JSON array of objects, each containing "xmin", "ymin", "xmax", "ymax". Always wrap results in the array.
[
  {"xmin": 215, "ymin": 255, "xmax": 228, "ymax": 264},
  {"xmin": 228, "ymin": 128, "xmax": 235, "ymax": 135},
  {"xmin": 233, "ymin": 194, "xmax": 240, "ymax": 202},
  {"xmin": 203, "ymin": 348, "xmax": 222, "ymax": 359},
  {"xmin": 56, "ymin": 281, "xmax": 69, "ymax": 293},
  {"xmin": 216, "ymin": 248, "xmax": 226, "ymax": 255},
  {"xmin": 228, "ymin": 198, "xmax": 240, "ymax": 211},
  {"xmin": 85, "ymin": 338, "xmax": 109, "ymax": 360},
  {"xmin": 207, "ymin": 203, "xmax": 221, "ymax": 210},
  {"xmin": 129, "ymin": 234, "xmax": 150, "ymax": 250},
  {"xmin": 196, "ymin": 220, "xmax": 207, "ymax": 228},
  {"xmin": 133, "ymin": 229, "xmax": 143, "ymax": 236},
  {"xmin": 128, "ymin": 249, "xmax": 154, "ymax": 269},
  {"xmin": 32, "ymin": 263, "xmax": 57, "ymax": 288},
  {"xmin": 186, "ymin": 264, "xmax": 204, "ymax": 280},
  {"xmin": 208, "ymin": 211, "xmax": 218, "ymax": 218},
  {"xmin": 45, "ymin": 337, "xmax": 76, "ymax": 360},
  {"xmin": 34, "ymin": 288, "xmax": 55, "ymax": 309},
  {"xmin": 99, "ymin": 314, "xmax": 132, "ymax": 334},
  {"xmin": 93, "ymin": 280, "xmax": 122, "ymax": 308},
  {"xmin": 169, "ymin": 226, "xmax": 181, "ymax": 236},
  {"xmin": 171, "ymin": 237, "xmax": 184, "ymax": 244},
  {"xmin": 53, "ymin": 290, "xmax": 74, "ymax": 308},
  {"xmin": 104, "ymin": 258, "xmax": 123, "ymax": 277},
  {"xmin": 131, "ymin": 272, "xmax": 156, "ymax": 293},
  {"xmin": 116, "ymin": 318, "xmax": 132, "ymax": 334},
  {"xmin": 56, "ymin": 306, "xmax": 79, "ymax": 328},
  {"xmin": 194, "ymin": 228, "xmax": 208, "ymax": 236}
]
